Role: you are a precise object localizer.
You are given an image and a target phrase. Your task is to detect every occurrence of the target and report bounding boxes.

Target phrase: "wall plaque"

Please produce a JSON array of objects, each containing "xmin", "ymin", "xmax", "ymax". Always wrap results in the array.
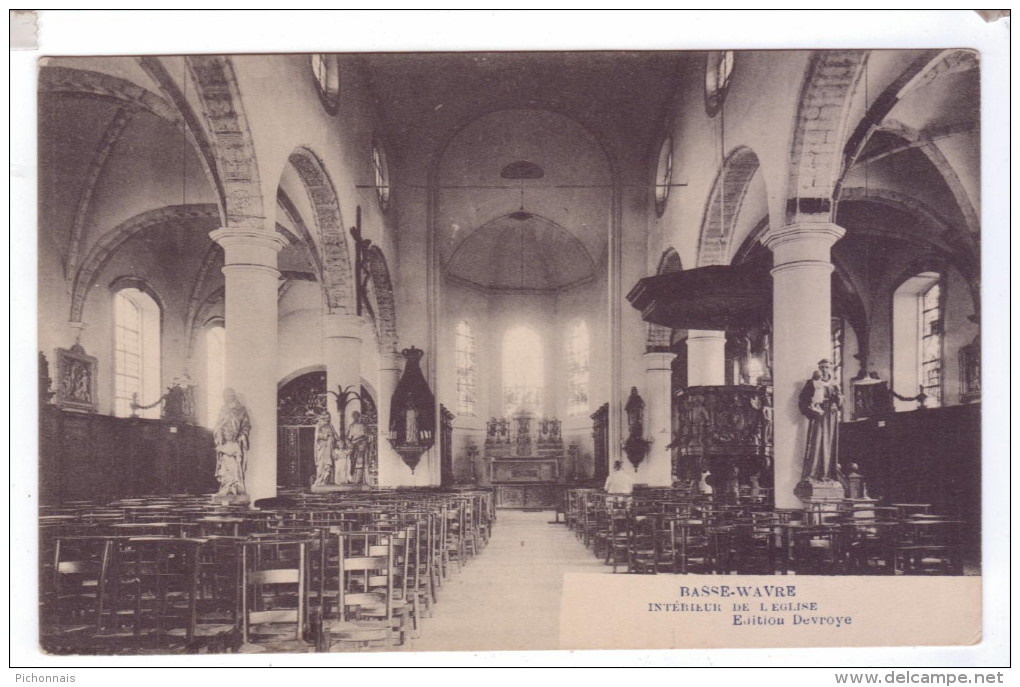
[{"xmin": 54, "ymin": 344, "xmax": 97, "ymax": 413}]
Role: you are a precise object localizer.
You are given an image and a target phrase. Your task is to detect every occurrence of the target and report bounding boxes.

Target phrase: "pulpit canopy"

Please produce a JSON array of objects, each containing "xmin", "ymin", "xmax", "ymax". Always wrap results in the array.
[{"xmin": 626, "ymin": 264, "xmax": 771, "ymax": 331}]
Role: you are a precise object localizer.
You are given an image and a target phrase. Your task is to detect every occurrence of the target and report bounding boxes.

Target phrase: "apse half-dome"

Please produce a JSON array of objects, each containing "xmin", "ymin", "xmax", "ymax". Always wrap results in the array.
[{"xmin": 445, "ymin": 213, "xmax": 595, "ymax": 291}]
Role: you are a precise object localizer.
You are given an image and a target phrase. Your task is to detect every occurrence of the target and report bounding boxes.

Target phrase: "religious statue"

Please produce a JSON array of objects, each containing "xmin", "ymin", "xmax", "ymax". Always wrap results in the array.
[
  {"xmin": 682, "ymin": 393, "xmax": 710, "ymax": 448},
  {"xmin": 738, "ymin": 334, "xmax": 753, "ymax": 385},
  {"xmin": 624, "ymin": 387, "xmax": 644, "ymax": 440},
  {"xmin": 73, "ymin": 363, "xmax": 92, "ymax": 404},
  {"xmin": 313, "ymin": 412, "xmax": 339, "ymax": 486},
  {"xmin": 213, "ymin": 387, "xmax": 251, "ymax": 496},
  {"xmin": 798, "ymin": 358, "xmax": 842, "ymax": 482},
  {"xmin": 405, "ymin": 407, "xmax": 418, "ymax": 445},
  {"xmin": 347, "ymin": 410, "xmax": 369, "ymax": 485},
  {"xmin": 622, "ymin": 387, "xmax": 650, "ymax": 468}
]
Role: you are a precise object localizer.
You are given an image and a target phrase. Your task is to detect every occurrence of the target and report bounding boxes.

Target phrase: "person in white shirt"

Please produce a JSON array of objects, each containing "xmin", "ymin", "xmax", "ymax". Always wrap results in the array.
[{"xmin": 604, "ymin": 460, "xmax": 634, "ymax": 495}]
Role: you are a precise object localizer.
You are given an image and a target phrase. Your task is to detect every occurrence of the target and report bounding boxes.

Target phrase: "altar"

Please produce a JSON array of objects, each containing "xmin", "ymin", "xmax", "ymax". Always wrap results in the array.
[{"xmin": 486, "ymin": 414, "xmax": 564, "ymax": 510}]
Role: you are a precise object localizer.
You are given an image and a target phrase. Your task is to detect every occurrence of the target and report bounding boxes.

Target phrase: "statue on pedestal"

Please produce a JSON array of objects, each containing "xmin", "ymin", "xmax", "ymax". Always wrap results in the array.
[
  {"xmin": 313, "ymin": 412, "xmax": 339, "ymax": 486},
  {"xmin": 347, "ymin": 410, "xmax": 369, "ymax": 485},
  {"xmin": 213, "ymin": 388, "xmax": 251, "ymax": 496},
  {"xmin": 798, "ymin": 358, "xmax": 842, "ymax": 483},
  {"xmin": 622, "ymin": 386, "xmax": 650, "ymax": 468}
]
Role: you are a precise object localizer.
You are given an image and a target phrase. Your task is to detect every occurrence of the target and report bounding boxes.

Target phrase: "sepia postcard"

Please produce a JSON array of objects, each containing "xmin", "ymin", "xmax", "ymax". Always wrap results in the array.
[{"xmin": 11, "ymin": 10, "xmax": 1010, "ymax": 670}]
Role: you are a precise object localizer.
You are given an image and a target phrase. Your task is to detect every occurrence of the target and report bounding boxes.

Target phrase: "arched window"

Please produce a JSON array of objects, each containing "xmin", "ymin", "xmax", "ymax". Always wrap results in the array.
[
  {"xmin": 502, "ymin": 325, "xmax": 543, "ymax": 417},
  {"xmin": 831, "ymin": 317, "xmax": 845, "ymax": 392},
  {"xmin": 704, "ymin": 50, "xmax": 735, "ymax": 117},
  {"xmin": 205, "ymin": 324, "xmax": 226, "ymax": 427},
  {"xmin": 310, "ymin": 54, "xmax": 340, "ymax": 113},
  {"xmin": 113, "ymin": 287, "xmax": 161, "ymax": 418},
  {"xmin": 455, "ymin": 320, "xmax": 476, "ymax": 416},
  {"xmin": 919, "ymin": 280, "xmax": 944, "ymax": 407},
  {"xmin": 567, "ymin": 320, "xmax": 590, "ymax": 416},
  {"xmin": 654, "ymin": 135, "xmax": 673, "ymax": 216},
  {"xmin": 892, "ymin": 272, "xmax": 943, "ymax": 410},
  {"xmin": 372, "ymin": 139, "xmax": 390, "ymax": 209}
]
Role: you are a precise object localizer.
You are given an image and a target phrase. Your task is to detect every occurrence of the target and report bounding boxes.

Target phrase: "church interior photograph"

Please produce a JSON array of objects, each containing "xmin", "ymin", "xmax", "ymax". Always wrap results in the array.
[{"xmin": 32, "ymin": 38, "xmax": 988, "ymax": 656}]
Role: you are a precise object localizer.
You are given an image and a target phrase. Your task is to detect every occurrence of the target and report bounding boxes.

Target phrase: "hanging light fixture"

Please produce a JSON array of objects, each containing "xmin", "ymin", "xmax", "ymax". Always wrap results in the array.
[{"xmin": 388, "ymin": 346, "xmax": 436, "ymax": 473}]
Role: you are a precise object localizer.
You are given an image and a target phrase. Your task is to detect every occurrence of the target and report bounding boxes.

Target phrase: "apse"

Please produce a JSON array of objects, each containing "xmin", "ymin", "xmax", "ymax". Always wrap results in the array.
[{"xmin": 435, "ymin": 108, "xmax": 612, "ymax": 487}]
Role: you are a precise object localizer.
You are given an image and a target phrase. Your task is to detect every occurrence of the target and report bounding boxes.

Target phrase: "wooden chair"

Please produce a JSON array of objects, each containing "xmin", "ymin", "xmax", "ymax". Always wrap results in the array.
[
  {"xmin": 238, "ymin": 537, "xmax": 312, "ymax": 650},
  {"xmin": 359, "ymin": 526, "xmax": 414, "ymax": 645},
  {"xmin": 730, "ymin": 513, "xmax": 778, "ymax": 575},
  {"xmin": 791, "ymin": 524, "xmax": 849, "ymax": 575},
  {"xmin": 626, "ymin": 513, "xmax": 658, "ymax": 574},
  {"xmin": 40, "ymin": 535, "xmax": 116, "ymax": 652},
  {"xmin": 895, "ymin": 518, "xmax": 963, "ymax": 575},
  {"xmin": 845, "ymin": 520, "xmax": 898, "ymax": 575},
  {"xmin": 668, "ymin": 518, "xmax": 712, "ymax": 574},
  {"xmin": 320, "ymin": 531, "xmax": 395, "ymax": 652},
  {"xmin": 444, "ymin": 502, "xmax": 466, "ymax": 573}
]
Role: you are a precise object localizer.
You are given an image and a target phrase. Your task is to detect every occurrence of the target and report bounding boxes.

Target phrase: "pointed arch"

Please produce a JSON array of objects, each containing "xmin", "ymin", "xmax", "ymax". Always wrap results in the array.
[
  {"xmin": 137, "ymin": 56, "xmax": 227, "ymax": 222},
  {"xmin": 838, "ymin": 49, "xmax": 981, "ymax": 239},
  {"xmin": 285, "ymin": 146, "xmax": 355, "ymax": 314},
  {"xmin": 697, "ymin": 146, "xmax": 765, "ymax": 267},
  {"xmin": 186, "ymin": 56, "xmax": 265, "ymax": 226},
  {"xmin": 64, "ymin": 107, "xmax": 135, "ymax": 282},
  {"xmin": 364, "ymin": 245, "xmax": 399, "ymax": 355},
  {"xmin": 786, "ymin": 50, "xmax": 867, "ymax": 222},
  {"xmin": 70, "ymin": 203, "xmax": 220, "ymax": 323}
]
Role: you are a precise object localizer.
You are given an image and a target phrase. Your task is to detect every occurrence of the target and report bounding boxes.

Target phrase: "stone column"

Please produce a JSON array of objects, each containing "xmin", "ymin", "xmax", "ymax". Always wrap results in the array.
[
  {"xmin": 209, "ymin": 226, "xmax": 286, "ymax": 504},
  {"xmin": 687, "ymin": 330, "xmax": 727, "ymax": 386},
  {"xmin": 323, "ymin": 312, "xmax": 363, "ymax": 434},
  {"xmin": 761, "ymin": 222, "xmax": 845, "ymax": 509},
  {"xmin": 642, "ymin": 351, "xmax": 676, "ymax": 486},
  {"xmin": 375, "ymin": 350, "xmax": 403, "ymax": 486}
]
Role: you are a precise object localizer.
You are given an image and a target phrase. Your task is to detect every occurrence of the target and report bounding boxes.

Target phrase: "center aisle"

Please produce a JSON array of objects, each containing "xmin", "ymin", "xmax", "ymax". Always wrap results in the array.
[{"xmin": 409, "ymin": 509, "xmax": 609, "ymax": 652}]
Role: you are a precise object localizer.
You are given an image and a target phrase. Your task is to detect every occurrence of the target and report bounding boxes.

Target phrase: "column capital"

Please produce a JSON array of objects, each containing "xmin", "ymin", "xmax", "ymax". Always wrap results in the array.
[
  {"xmin": 761, "ymin": 221, "xmax": 844, "ymax": 253},
  {"xmin": 687, "ymin": 329, "xmax": 727, "ymax": 342},
  {"xmin": 761, "ymin": 222, "xmax": 845, "ymax": 273},
  {"xmin": 643, "ymin": 350, "xmax": 676, "ymax": 371},
  {"xmin": 209, "ymin": 226, "xmax": 287, "ymax": 267},
  {"xmin": 323, "ymin": 311, "xmax": 363, "ymax": 341}
]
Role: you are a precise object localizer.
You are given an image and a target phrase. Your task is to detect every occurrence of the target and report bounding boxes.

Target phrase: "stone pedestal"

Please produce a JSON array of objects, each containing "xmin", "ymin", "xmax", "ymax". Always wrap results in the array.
[
  {"xmin": 209, "ymin": 493, "xmax": 250, "ymax": 506},
  {"xmin": 794, "ymin": 478, "xmax": 846, "ymax": 523},
  {"xmin": 210, "ymin": 226, "xmax": 287, "ymax": 505},
  {"xmin": 761, "ymin": 222, "xmax": 844, "ymax": 509}
]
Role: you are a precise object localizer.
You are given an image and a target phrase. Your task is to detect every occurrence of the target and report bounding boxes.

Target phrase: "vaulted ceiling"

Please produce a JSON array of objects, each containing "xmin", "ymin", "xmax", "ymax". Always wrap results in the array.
[{"xmin": 360, "ymin": 52, "xmax": 686, "ymax": 292}]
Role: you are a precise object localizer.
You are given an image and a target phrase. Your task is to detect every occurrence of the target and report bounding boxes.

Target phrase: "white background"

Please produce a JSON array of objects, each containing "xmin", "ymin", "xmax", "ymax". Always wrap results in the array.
[{"xmin": 8, "ymin": 8, "xmax": 1012, "ymax": 676}]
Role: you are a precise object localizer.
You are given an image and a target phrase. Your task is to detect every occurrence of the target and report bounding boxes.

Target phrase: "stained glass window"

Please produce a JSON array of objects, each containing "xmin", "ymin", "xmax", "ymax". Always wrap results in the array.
[
  {"xmin": 372, "ymin": 141, "xmax": 390, "ymax": 208},
  {"xmin": 455, "ymin": 320, "xmax": 476, "ymax": 416},
  {"xmin": 705, "ymin": 51, "xmax": 735, "ymax": 116},
  {"xmin": 654, "ymin": 135, "xmax": 673, "ymax": 215},
  {"xmin": 919, "ymin": 281, "xmax": 942, "ymax": 407},
  {"xmin": 310, "ymin": 54, "xmax": 339, "ymax": 112},
  {"xmin": 113, "ymin": 288, "xmax": 160, "ymax": 418},
  {"xmin": 567, "ymin": 320, "xmax": 590, "ymax": 416},
  {"xmin": 831, "ymin": 317, "xmax": 844, "ymax": 391}
]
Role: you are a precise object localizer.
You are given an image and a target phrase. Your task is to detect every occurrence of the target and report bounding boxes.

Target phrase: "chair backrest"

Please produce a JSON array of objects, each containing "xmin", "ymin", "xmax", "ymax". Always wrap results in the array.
[
  {"xmin": 239, "ymin": 538, "xmax": 310, "ymax": 642},
  {"xmin": 338, "ymin": 531, "xmax": 393, "ymax": 622}
]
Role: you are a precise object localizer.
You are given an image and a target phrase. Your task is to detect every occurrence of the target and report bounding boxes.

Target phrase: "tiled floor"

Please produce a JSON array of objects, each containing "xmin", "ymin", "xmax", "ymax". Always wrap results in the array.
[{"xmin": 407, "ymin": 510, "xmax": 609, "ymax": 652}]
